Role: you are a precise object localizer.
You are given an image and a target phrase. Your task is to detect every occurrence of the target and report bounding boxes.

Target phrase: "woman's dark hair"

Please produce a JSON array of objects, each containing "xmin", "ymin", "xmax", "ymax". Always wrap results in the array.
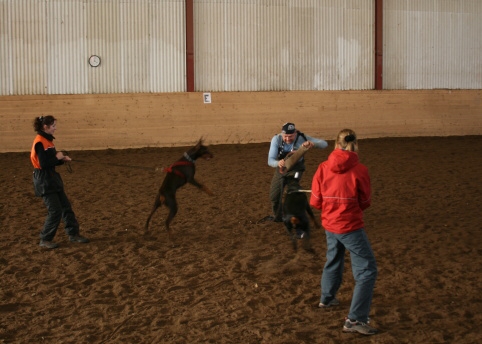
[{"xmin": 33, "ymin": 115, "xmax": 56, "ymax": 132}]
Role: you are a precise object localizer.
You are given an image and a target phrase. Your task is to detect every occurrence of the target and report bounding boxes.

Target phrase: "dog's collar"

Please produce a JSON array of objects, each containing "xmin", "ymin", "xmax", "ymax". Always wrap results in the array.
[{"xmin": 183, "ymin": 152, "xmax": 195, "ymax": 163}]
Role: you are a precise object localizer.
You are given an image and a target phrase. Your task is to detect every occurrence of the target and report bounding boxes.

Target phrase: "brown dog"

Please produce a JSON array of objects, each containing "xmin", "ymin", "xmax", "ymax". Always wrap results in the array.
[{"xmin": 145, "ymin": 139, "xmax": 213, "ymax": 243}]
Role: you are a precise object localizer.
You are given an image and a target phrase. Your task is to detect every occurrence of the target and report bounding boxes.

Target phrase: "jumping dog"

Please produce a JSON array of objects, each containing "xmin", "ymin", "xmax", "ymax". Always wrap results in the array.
[{"xmin": 145, "ymin": 139, "xmax": 213, "ymax": 243}]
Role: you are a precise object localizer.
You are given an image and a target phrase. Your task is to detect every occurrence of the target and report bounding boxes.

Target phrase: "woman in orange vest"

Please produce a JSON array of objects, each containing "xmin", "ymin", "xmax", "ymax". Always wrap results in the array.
[{"xmin": 31, "ymin": 115, "xmax": 89, "ymax": 249}]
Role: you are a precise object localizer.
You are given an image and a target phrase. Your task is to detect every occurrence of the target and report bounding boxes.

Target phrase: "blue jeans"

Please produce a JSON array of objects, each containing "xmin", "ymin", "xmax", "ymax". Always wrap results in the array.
[{"xmin": 320, "ymin": 228, "xmax": 377, "ymax": 323}]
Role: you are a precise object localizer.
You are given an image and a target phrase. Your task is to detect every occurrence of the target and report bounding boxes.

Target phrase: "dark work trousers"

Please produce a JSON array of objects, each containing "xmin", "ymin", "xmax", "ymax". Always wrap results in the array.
[
  {"xmin": 40, "ymin": 190, "xmax": 79, "ymax": 241},
  {"xmin": 269, "ymin": 169, "xmax": 304, "ymax": 221}
]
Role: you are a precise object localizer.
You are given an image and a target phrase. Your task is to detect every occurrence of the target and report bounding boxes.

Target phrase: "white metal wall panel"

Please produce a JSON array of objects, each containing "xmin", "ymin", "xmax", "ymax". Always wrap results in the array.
[
  {"xmin": 86, "ymin": 0, "xmax": 123, "ymax": 94},
  {"xmin": 0, "ymin": 1, "xmax": 11, "ymax": 95},
  {"xmin": 384, "ymin": 0, "xmax": 482, "ymax": 89},
  {"xmin": 86, "ymin": 0, "xmax": 186, "ymax": 94},
  {"xmin": 8, "ymin": 0, "xmax": 48, "ymax": 95},
  {"xmin": 2, "ymin": 0, "xmax": 480, "ymax": 95},
  {"xmin": 150, "ymin": 0, "xmax": 186, "ymax": 92},
  {"xmin": 122, "ymin": 1, "xmax": 150, "ymax": 93},
  {"xmin": 194, "ymin": 0, "xmax": 225, "ymax": 92},
  {"xmin": 48, "ymin": 0, "xmax": 87, "ymax": 94},
  {"xmin": 194, "ymin": 0, "xmax": 374, "ymax": 91},
  {"xmin": 292, "ymin": 0, "xmax": 374, "ymax": 91},
  {"xmin": 0, "ymin": 0, "xmax": 185, "ymax": 95},
  {"xmin": 256, "ymin": 0, "xmax": 291, "ymax": 91},
  {"xmin": 225, "ymin": 0, "xmax": 260, "ymax": 91}
]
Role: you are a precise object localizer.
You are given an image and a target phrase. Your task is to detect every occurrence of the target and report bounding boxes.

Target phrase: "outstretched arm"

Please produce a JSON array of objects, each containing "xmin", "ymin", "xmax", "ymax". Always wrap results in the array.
[
  {"xmin": 267, "ymin": 135, "xmax": 281, "ymax": 168},
  {"xmin": 304, "ymin": 135, "xmax": 328, "ymax": 149}
]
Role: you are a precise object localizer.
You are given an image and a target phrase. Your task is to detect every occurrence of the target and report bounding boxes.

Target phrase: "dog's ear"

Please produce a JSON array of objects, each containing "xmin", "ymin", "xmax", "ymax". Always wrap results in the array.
[{"xmin": 196, "ymin": 137, "xmax": 204, "ymax": 148}]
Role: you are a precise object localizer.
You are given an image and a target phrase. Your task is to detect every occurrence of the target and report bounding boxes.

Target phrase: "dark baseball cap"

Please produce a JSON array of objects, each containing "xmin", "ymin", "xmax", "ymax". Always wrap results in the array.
[{"xmin": 281, "ymin": 122, "xmax": 296, "ymax": 134}]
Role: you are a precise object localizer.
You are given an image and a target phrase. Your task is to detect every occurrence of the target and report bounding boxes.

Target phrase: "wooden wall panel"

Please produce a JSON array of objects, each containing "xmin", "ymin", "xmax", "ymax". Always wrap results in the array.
[{"xmin": 1, "ymin": 90, "xmax": 480, "ymax": 153}]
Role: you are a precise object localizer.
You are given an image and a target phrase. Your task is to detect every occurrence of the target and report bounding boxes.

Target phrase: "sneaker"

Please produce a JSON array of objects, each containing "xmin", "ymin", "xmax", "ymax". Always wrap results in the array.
[
  {"xmin": 343, "ymin": 318, "xmax": 378, "ymax": 335},
  {"xmin": 318, "ymin": 298, "xmax": 340, "ymax": 308},
  {"xmin": 39, "ymin": 240, "xmax": 59, "ymax": 249},
  {"xmin": 69, "ymin": 235, "xmax": 89, "ymax": 243}
]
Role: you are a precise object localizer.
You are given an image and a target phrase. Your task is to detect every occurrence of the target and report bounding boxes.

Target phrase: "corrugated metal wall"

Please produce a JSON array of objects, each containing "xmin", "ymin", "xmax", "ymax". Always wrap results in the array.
[
  {"xmin": 9, "ymin": 1, "xmax": 49, "ymax": 95},
  {"xmin": 384, "ymin": 0, "xmax": 482, "ymax": 89},
  {"xmin": 0, "ymin": 0, "xmax": 481, "ymax": 95},
  {"xmin": 49, "ymin": 0, "xmax": 86, "ymax": 94},
  {"xmin": 0, "ymin": 0, "xmax": 186, "ymax": 95},
  {"xmin": 194, "ymin": 0, "xmax": 375, "ymax": 91}
]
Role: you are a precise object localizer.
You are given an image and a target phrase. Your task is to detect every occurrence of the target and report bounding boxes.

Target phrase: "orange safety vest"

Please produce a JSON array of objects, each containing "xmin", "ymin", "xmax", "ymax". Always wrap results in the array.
[{"xmin": 30, "ymin": 134, "xmax": 55, "ymax": 169}]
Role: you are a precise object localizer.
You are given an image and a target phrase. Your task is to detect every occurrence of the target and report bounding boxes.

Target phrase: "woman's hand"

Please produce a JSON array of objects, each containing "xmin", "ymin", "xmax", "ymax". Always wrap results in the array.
[{"xmin": 56, "ymin": 152, "xmax": 71, "ymax": 161}]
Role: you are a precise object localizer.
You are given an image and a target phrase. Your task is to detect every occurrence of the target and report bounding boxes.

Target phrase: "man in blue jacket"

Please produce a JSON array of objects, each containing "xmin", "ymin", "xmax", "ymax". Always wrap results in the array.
[{"xmin": 266, "ymin": 122, "xmax": 328, "ymax": 222}]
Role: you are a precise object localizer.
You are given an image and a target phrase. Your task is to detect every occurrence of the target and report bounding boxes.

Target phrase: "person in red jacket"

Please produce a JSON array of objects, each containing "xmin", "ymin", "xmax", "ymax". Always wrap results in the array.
[
  {"xmin": 31, "ymin": 115, "xmax": 89, "ymax": 249},
  {"xmin": 310, "ymin": 129, "xmax": 378, "ymax": 335}
]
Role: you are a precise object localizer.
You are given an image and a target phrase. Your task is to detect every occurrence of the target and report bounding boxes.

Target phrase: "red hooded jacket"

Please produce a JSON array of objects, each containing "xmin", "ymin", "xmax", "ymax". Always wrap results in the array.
[{"xmin": 310, "ymin": 149, "xmax": 371, "ymax": 234}]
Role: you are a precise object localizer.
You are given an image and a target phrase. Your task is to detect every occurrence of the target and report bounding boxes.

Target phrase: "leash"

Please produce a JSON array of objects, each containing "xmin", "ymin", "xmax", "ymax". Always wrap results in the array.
[
  {"xmin": 60, "ymin": 151, "xmax": 158, "ymax": 173},
  {"xmin": 72, "ymin": 159, "xmax": 159, "ymax": 172}
]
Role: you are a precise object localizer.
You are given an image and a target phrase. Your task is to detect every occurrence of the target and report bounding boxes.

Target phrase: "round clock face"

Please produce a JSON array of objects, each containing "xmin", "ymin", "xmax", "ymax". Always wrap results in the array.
[{"xmin": 88, "ymin": 55, "xmax": 101, "ymax": 67}]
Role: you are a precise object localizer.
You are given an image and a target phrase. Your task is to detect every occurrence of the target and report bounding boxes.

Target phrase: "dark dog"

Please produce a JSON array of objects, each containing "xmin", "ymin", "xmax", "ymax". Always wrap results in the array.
[
  {"xmin": 282, "ymin": 174, "xmax": 320, "ymax": 251},
  {"xmin": 145, "ymin": 139, "xmax": 213, "ymax": 243}
]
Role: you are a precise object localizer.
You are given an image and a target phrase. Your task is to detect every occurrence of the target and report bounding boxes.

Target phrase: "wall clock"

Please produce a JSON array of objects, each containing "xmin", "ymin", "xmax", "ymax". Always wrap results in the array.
[{"xmin": 88, "ymin": 55, "xmax": 101, "ymax": 67}]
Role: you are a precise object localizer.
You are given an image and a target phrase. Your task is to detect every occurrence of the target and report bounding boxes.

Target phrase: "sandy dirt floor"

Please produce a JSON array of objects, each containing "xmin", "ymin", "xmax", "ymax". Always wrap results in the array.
[{"xmin": 1, "ymin": 136, "xmax": 481, "ymax": 343}]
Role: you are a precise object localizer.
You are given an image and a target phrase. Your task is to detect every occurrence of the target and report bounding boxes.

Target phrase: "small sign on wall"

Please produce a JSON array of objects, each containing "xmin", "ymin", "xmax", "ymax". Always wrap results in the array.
[{"xmin": 203, "ymin": 93, "xmax": 211, "ymax": 104}]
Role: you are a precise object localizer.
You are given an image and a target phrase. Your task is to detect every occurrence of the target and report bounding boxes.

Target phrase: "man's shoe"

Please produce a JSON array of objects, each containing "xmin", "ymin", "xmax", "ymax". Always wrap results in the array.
[
  {"xmin": 318, "ymin": 298, "xmax": 340, "ymax": 308},
  {"xmin": 343, "ymin": 318, "xmax": 378, "ymax": 335},
  {"xmin": 69, "ymin": 235, "xmax": 89, "ymax": 243},
  {"xmin": 39, "ymin": 240, "xmax": 59, "ymax": 249}
]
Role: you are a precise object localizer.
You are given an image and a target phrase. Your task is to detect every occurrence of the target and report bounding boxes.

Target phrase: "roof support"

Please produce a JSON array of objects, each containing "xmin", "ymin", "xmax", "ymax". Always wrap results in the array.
[
  {"xmin": 186, "ymin": 0, "xmax": 195, "ymax": 92},
  {"xmin": 375, "ymin": 0, "xmax": 383, "ymax": 90}
]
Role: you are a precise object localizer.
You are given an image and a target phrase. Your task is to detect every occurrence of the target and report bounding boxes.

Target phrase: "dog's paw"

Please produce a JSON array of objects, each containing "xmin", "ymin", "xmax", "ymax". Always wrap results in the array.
[
  {"xmin": 302, "ymin": 239, "xmax": 315, "ymax": 254},
  {"xmin": 201, "ymin": 185, "xmax": 214, "ymax": 196},
  {"xmin": 291, "ymin": 241, "xmax": 298, "ymax": 252}
]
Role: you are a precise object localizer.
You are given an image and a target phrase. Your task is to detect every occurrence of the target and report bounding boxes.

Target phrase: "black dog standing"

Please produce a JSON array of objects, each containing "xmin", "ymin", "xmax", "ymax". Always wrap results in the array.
[
  {"xmin": 145, "ymin": 139, "xmax": 213, "ymax": 244},
  {"xmin": 282, "ymin": 171, "xmax": 320, "ymax": 252}
]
